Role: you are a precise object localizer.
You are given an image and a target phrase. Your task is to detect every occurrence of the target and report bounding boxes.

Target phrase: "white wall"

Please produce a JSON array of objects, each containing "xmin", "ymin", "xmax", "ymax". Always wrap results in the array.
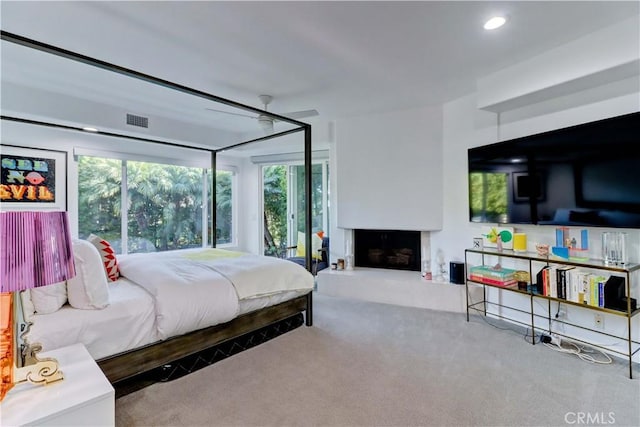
[
  {"xmin": 237, "ymin": 156, "xmax": 262, "ymax": 254},
  {"xmin": 334, "ymin": 105, "xmax": 443, "ymax": 231},
  {"xmin": 477, "ymin": 14, "xmax": 640, "ymax": 112}
]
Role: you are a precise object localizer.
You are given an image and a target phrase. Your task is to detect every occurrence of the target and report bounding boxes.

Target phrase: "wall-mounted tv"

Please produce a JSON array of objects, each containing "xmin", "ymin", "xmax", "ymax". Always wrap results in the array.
[{"xmin": 468, "ymin": 112, "xmax": 640, "ymax": 228}]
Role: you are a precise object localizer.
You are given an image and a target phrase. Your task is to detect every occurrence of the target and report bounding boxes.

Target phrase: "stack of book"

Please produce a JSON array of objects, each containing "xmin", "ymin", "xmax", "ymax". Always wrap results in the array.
[
  {"xmin": 469, "ymin": 265, "xmax": 517, "ymax": 287},
  {"xmin": 536, "ymin": 266, "xmax": 613, "ymax": 307}
]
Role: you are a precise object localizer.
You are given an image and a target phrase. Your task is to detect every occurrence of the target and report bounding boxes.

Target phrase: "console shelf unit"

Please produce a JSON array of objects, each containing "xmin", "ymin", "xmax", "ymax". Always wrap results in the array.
[{"xmin": 464, "ymin": 247, "xmax": 640, "ymax": 378}]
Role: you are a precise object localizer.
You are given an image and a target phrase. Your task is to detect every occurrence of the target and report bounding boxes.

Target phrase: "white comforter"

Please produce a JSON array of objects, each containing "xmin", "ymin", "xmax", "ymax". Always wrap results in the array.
[
  {"xmin": 27, "ymin": 278, "xmax": 158, "ymax": 360},
  {"xmin": 117, "ymin": 248, "xmax": 313, "ymax": 340}
]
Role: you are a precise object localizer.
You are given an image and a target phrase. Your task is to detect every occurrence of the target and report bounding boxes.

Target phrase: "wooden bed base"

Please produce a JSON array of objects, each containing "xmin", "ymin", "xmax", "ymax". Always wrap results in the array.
[{"xmin": 98, "ymin": 292, "xmax": 312, "ymax": 384}]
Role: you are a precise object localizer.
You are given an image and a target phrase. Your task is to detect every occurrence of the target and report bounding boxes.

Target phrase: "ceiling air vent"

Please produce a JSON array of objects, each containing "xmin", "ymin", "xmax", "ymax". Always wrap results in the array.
[{"xmin": 126, "ymin": 113, "xmax": 149, "ymax": 128}]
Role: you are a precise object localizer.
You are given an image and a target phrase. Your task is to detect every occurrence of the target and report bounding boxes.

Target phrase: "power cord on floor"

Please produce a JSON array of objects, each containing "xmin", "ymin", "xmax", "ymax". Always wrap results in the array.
[
  {"xmin": 542, "ymin": 339, "xmax": 613, "ymax": 364},
  {"xmin": 470, "ymin": 311, "xmax": 542, "ymax": 343},
  {"xmin": 524, "ymin": 328, "xmax": 542, "ymax": 344},
  {"xmin": 469, "ymin": 296, "xmax": 616, "ymax": 365}
]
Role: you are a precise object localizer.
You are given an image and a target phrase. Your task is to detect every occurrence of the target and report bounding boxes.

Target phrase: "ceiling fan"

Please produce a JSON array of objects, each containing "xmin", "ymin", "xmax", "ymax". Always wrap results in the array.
[{"xmin": 206, "ymin": 94, "xmax": 319, "ymax": 133}]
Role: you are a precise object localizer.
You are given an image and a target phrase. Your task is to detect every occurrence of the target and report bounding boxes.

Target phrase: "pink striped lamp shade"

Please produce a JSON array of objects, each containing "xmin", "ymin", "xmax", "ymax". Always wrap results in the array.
[{"xmin": 0, "ymin": 211, "xmax": 76, "ymax": 292}]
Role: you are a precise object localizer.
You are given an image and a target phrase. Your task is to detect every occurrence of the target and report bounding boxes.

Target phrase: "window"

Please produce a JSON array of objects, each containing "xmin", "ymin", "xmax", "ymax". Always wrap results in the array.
[
  {"xmin": 126, "ymin": 160, "xmax": 204, "ymax": 252},
  {"xmin": 212, "ymin": 169, "xmax": 234, "ymax": 245},
  {"xmin": 77, "ymin": 156, "xmax": 122, "ymax": 247},
  {"xmin": 78, "ymin": 155, "xmax": 235, "ymax": 253}
]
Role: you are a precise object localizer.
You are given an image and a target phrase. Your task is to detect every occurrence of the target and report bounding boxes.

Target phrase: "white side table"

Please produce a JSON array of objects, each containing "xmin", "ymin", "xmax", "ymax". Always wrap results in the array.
[{"xmin": 0, "ymin": 343, "xmax": 115, "ymax": 426}]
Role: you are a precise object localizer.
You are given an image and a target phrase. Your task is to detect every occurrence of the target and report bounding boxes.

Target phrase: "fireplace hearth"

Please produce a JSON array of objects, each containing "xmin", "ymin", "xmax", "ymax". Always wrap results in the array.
[{"xmin": 354, "ymin": 229, "xmax": 421, "ymax": 271}]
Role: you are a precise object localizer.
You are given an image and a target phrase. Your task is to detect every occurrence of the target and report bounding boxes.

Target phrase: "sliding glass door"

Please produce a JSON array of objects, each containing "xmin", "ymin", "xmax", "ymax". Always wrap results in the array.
[
  {"xmin": 262, "ymin": 161, "xmax": 329, "ymax": 257},
  {"xmin": 291, "ymin": 163, "xmax": 329, "ymax": 237}
]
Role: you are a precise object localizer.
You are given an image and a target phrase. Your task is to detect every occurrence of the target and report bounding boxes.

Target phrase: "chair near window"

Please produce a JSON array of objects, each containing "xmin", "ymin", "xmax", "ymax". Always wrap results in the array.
[{"xmin": 286, "ymin": 236, "xmax": 329, "ymax": 276}]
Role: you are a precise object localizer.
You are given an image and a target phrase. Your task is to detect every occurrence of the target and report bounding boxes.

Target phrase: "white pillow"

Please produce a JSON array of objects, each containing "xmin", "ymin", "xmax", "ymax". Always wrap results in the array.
[
  {"xmin": 66, "ymin": 239, "xmax": 110, "ymax": 310},
  {"xmin": 30, "ymin": 281, "xmax": 67, "ymax": 314}
]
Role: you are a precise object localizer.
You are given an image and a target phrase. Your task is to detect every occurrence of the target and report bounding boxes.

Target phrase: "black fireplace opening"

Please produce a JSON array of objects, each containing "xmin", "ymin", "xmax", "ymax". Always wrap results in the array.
[{"xmin": 354, "ymin": 229, "xmax": 421, "ymax": 271}]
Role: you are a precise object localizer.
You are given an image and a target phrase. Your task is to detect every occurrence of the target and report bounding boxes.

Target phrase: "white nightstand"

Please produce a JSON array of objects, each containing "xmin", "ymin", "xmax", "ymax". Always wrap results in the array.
[{"xmin": 0, "ymin": 343, "xmax": 114, "ymax": 426}]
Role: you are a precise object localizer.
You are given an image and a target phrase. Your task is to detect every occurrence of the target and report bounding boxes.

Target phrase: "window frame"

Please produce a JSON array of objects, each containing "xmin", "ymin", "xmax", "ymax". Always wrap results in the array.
[
  {"xmin": 213, "ymin": 166, "xmax": 238, "ymax": 248},
  {"xmin": 77, "ymin": 151, "xmax": 237, "ymax": 254},
  {"xmin": 259, "ymin": 158, "xmax": 329, "ymax": 254}
]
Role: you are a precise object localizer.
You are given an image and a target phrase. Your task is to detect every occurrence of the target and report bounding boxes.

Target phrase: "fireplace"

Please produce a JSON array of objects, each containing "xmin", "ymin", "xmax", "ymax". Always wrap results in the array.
[{"xmin": 354, "ymin": 229, "xmax": 421, "ymax": 271}]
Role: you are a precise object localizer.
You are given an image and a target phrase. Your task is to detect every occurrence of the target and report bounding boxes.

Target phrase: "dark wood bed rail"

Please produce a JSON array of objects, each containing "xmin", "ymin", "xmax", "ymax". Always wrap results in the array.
[{"xmin": 98, "ymin": 292, "xmax": 312, "ymax": 384}]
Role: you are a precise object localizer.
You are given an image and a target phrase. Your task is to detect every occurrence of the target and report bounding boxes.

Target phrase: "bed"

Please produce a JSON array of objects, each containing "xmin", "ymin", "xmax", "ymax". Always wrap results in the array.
[
  {"xmin": 4, "ymin": 31, "xmax": 317, "ymax": 386},
  {"xmin": 24, "ymin": 242, "xmax": 314, "ymax": 384}
]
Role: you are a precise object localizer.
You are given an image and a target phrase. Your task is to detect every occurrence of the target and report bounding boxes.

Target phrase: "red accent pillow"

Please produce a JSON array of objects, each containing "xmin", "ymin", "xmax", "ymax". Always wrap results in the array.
[{"xmin": 87, "ymin": 234, "xmax": 121, "ymax": 282}]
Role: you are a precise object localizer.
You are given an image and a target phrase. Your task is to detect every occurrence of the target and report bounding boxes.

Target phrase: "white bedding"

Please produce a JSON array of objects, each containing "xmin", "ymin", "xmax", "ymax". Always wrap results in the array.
[
  {"xmin": 27, "ymin": 278, "xmax": 157, "ymax": 360},
  {"xmin": 238, "ymin": 289, "xmax": 310, "ymax": 315},
  {"xmin": 117, "ymin": 248, "xmax": 313, "ymax": 340},
  {"xmin": 187, "ymin": 251, "xmax": 315, "ymax": 299},
  {"xmin": 28, "ymin": 248, "xmax": 313, "ymax": 361}
]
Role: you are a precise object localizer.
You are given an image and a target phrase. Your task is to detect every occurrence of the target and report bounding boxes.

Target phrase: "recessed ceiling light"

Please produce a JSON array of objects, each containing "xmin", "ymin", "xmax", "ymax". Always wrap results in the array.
[
  {"xmin": 82, "ymin": 126, "xmax": 98, "ymax": 132},
  {"xmin": 484, "ymin": 16, "xmax": 506, "ymax": 30}
]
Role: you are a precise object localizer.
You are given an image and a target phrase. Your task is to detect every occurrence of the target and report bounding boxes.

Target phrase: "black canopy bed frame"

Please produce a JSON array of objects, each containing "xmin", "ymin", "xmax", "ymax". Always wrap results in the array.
[{"xmin": 0, "ymin": 31, "xmax": 314, "ymax": 385}]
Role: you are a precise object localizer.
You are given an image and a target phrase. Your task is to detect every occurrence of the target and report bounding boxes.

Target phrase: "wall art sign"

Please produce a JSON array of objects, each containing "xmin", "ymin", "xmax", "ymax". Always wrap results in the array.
[{"xmin": 0, "ymin": 145, "xmax": 67, "ymax": 211}]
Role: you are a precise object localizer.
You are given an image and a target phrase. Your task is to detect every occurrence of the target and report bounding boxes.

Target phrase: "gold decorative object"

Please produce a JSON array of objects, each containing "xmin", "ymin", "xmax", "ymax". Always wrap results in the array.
[
  {"xmin": 514, "ymin": 270, "xmax": 531, "ymax": 291},
  {"xmin": 15, "ymin": 322, "xmax": 64, "ymax": 385},
  {"xmin": 514, "ymin": 271, "xmax": 531, "ymax": 283}
]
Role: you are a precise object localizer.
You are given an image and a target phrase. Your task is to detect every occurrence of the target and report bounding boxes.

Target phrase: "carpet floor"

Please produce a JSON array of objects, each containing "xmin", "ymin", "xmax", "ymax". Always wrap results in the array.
[{"xmin": 115, "ymin": 292, "xmax": 640, "ymax": 427}]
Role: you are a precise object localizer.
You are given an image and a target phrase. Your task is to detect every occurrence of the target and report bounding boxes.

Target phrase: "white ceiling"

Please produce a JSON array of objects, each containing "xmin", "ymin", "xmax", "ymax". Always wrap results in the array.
[{"xmin": 1, "ymin": 1, "xmax": 638, "ymax": 146}]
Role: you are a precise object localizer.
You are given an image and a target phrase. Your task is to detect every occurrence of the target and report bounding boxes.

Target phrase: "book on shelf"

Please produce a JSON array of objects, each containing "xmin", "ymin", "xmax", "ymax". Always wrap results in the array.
[
  {"xmin": 542, "ymin": 268, "xmax": 611, "ymax": 307},
  {"xmin": 536, "ymin": 265, "xmax": 581, "ymax": 299},
  {"xmin": 470, "ymin": 261, "xmax": 620, "ymax": 306},
  {"xmin": 535, "ymin": 266, "xmax": 548, "ymax": 295},
  {"xmin": 555, "ymin": 266, "xmax": 575, "ymax": 300},
  {"xmin": 468, "ymin": 265, "xmax": 516, "ymax": 279},
  {"xmin": 548, "ymin": 266, "xmax": 557, "ymax": 298},
  {"xmin": 591, "ymin": 274, "xmax": 607, "ymax": 308},
  {"xmin": 577, "ymin": 271, "xmax": 592, "ymax": 305},
  {"xmin": 468, "ymin": 265, "xmax": 517, "ymax": 287},
  {"xmin": 536, "ymin": 266, "xmax": 554, "ymax": 297},
  {"xmin": 567, "ymin": 268, "xmax": 585, "ymax": 303},
  {"xmin": 469, "ymin": 274, "xmax": 518, "ymax": 287}
]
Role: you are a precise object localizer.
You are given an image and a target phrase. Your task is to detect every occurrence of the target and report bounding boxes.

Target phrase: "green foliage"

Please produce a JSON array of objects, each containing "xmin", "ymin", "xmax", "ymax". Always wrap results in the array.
[
  {"xmin": 263, "ymin": 165, "xmax": 287, "ymax": 256},
  {"xmin": 126, "ymin": 161, "xmax": 203, "ymax": 252},
  {"xmin": 77, "ymin": 157, "xmax": 122, "ymax": 243},
  {"xmin": 215, "ymin": 170, "xmax": 233, "ymax": 244},
  {"xmin": 78, "ymin": 157, "xmax": 232, "ymax": 253}
]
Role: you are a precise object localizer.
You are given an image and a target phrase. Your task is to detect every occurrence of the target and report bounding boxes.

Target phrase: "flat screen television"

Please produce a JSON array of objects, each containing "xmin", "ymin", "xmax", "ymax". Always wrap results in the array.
[{"xmin": 468, "ymin": 112, "xmax": 640, "ymax": 228}]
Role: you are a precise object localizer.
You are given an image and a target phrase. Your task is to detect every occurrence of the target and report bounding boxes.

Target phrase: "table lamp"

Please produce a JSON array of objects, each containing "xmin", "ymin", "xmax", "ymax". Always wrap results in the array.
[{"xmin": 1, "ymin": 211, "xmax": 76, "ymax": 401}]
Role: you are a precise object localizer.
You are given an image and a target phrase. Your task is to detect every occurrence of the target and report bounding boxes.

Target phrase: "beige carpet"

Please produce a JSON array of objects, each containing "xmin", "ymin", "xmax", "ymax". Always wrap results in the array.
[{"xmin": 116, "ymin": 292, "xmax": 640, "ymax": 427}]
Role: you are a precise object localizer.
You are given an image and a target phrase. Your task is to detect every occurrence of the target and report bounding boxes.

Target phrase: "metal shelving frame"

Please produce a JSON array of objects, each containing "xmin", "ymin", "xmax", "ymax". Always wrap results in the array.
[{"xmin": 465, "ymin": 247, "xmax": 640, "ymax": 379}]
